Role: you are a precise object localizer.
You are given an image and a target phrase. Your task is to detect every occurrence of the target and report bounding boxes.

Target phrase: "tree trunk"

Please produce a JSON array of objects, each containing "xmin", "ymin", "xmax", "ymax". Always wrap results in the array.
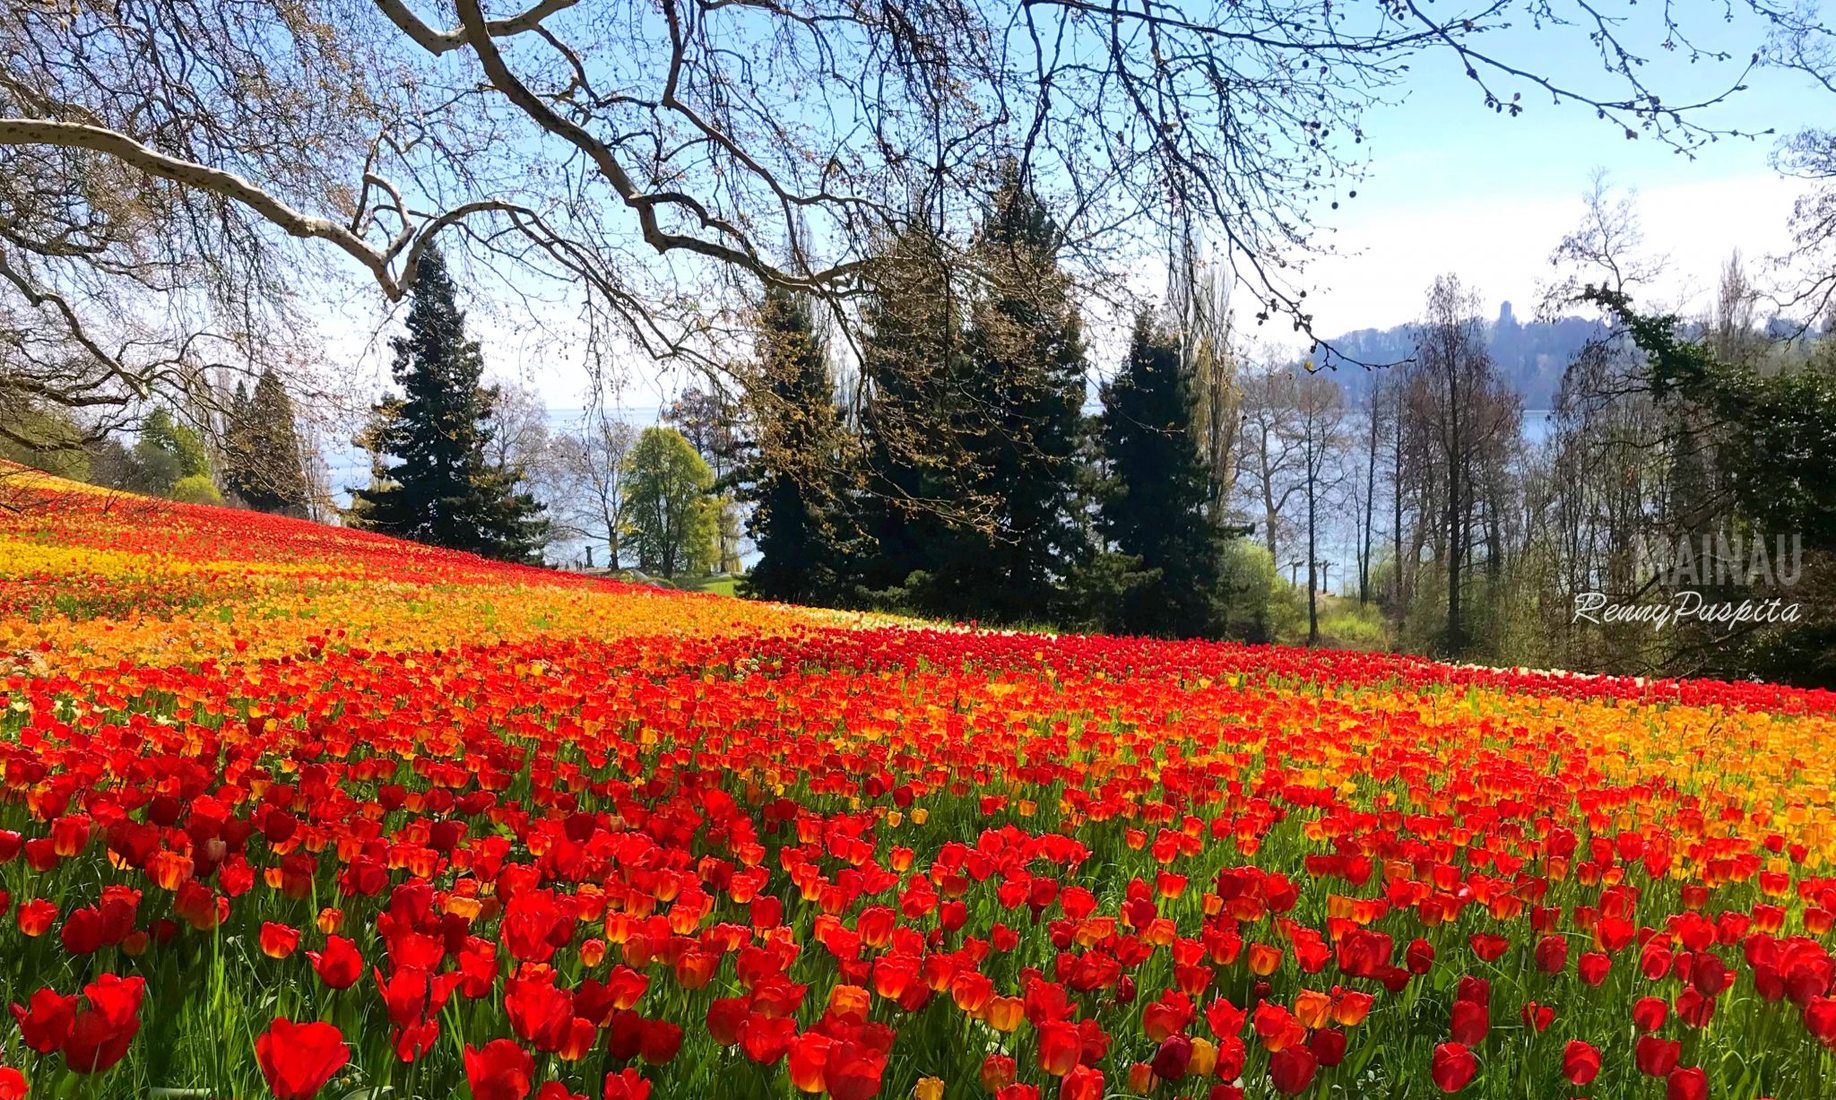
[
  {"xmin": 1259, "ymin": 432, "xmax": 1280, "ymax": 567},
  {"xmin": 1306, "ymin": 435, "xmax": 1320, "ymax": 647},
  {"xmin": 1390, "ymin": 387, "xmax": 1405, "ymax": 622},
  {"xmin": 1360, "ymin": 391, "xmax": 1379, "ymax": 604},
  {"xmin": 1445, "ymin": 373, "xmax": 1464, "ymax": 656}
]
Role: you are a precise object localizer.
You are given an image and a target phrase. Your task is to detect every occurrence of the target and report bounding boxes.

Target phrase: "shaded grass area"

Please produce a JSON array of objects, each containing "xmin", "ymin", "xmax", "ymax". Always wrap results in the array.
[{"xmin": 606, "ymin": 569, "xmax": 742, "ymax": 598}]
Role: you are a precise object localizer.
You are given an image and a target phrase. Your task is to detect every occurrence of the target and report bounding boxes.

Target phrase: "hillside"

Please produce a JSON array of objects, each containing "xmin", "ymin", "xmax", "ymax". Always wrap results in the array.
[{"xmin": 1, "ymin": 475, "xmax": 1835, "ymax": 1099}]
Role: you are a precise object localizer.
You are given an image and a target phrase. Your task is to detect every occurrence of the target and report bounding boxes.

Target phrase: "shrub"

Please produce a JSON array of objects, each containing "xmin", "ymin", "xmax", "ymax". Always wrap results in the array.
[{"xmin": 170, "ymin": 474, "xmax": 224, "ymax": 505}]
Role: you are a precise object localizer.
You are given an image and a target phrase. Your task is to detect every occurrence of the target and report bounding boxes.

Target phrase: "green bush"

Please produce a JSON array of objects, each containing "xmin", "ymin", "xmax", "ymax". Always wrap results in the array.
[
  {"xmin": 1217, "ymin": 541, "xmax": 1283, "ymax": 642},
  {"xmin": 170, "ymin": 474, "xmax": 224, "ymax": 505},
  {"xmin": 1314, "ymin": 600, "xmax": 1390, "ymax": 649}
]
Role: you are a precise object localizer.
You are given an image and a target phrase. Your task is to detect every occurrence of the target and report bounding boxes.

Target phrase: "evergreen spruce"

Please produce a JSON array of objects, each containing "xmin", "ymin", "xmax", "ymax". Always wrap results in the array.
[
  {"xmin": 223, "ymin": 367, "xmax": 311, "ymax": 516},
  {"xmin": 1095, "ymin": 312, "xmax": 1226, "ymax": 637},
  {"xmin": 738, "ymin": 288, "xmax": 853, "ymax": 604},
  {"xmin": 947, "ymin": 165, "xmax": 1092, "ymax": 621},
  {"xmin": 126, "ymin": 408, "xmax": 210, "ymax": 497},
  {"xmin": 853, "ymin": 218, "xmax": 973, "ymax": 608},
  {"xmin": 348, "ymin": 245, "xmax": 548, "ymax": 562}
]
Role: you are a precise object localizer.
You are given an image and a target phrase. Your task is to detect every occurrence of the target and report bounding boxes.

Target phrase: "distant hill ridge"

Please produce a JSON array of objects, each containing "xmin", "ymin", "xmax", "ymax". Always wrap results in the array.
[{"xmin": 1309, "ymin": 302, "xmax": 1603, "ymax": 409}]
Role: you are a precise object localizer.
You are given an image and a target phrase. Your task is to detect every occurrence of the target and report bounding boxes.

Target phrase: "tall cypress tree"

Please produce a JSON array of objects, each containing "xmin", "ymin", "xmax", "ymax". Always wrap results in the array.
[
  {"xmin": 223, "ymin": 367, "xmax": 311, "ymax": 516},
  {"xmin": 945, "ymin": 165, "xmax": 1092, "ymax": 621},
  {"xmin": 738, "ymin": 287, "xmax": 853, "ymax": 604},
  {"xmin": 1095, "ymin": 312, "xmax": 1225, "ymax": 638},
  {"xmin": 349, "ymin": 245, "xmax": 548, "ymax": 562}
]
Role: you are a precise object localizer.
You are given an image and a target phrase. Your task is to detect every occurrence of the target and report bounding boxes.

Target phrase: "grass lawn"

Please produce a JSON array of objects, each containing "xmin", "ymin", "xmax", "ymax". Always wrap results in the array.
[{"xmin": 676, "ymin": 573, "xmax": 740, "ymax": 597}]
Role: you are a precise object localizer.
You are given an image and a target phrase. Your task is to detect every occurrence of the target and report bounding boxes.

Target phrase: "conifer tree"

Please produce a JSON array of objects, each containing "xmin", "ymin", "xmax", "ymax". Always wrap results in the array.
[
  {"xmin": 349, "ymin": 245, "xmax": 548, "ymax": 562},
  {"xmin": 738, "ymin": 288, "xmax": 853, "ymax": 604},
  {"xmin": 1095, "ymin": 312, "xmax": 1226, "ymax": 637},
  {"xmin": 125, "ymin": 408, "xmax": 211, "ymax": 498},
  {"xmin": 948, "ymin": 165, "xmax": 1092, "ymax": 620},
  {"xmin": 853, "ymin": 218, "xmax": 975, "ymax": 609},
  {"xmin": 223, "ymin": 368, "xmax": 311, "ymax": 516}
]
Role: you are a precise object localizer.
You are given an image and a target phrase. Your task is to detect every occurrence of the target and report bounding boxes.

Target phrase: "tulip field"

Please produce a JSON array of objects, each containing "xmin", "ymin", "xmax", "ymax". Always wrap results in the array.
[{"xmin": 3, "ymin": 473, "xmax": 1836, "ymax": 1100}]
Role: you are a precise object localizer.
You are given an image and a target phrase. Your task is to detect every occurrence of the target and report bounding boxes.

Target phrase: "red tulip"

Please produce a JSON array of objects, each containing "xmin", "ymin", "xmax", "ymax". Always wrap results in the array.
[
  {"xmin": 465, "ymin": 1040, "xmax": 535, "ymax": 1100},
  {"xmin": 1449, "ymin": 999, "xmax": 1488, "ymax": 1045},
  {"xmin": 502, "ymin": 890, "xmax": 574, "ymax": 964},
  {"xmin": 1676, "ymin": 987, "xmax": 1716, "ymax": 1029},
  {"xmin": 172, "ymin": 880, "xmax": 225, "ymax": 931},
  {"xmin": 1691, "ymin": 953, "xmax": 1730, "ymax": 996},
  {"xmin": 1806, "ymin": 996, "xmax": 1836, "ymax": 1044},
  {"xmin": 1534, "ymin": 935, "xmax": 1568, "ymax": 974},
  {"xmin": 1632, "ymin": 996, "xmax": 1668, "ymax": 1032},
  {"xmin": 1151, "ymin": 1034, "xmax": 1192, "ymax": 1081},
  {"xmin": 787, "ymin": 1032, "xmax": 833, "ymax": 1093},
  {"xmin": 1213, "ymin": 1035, "xmax": 1247, "ymax": 1080},
  {"xmin": 1667, "ymin": 1066, "xmax": 1708, "ymax": 1100},
  {"xmin": 1636, "ymin": 1035, "xmax": 1681, "ymax": 1077},
  {"xmin": 607, "ymin": 1012, "xmax": 645, "ymax": 1062},
  {"xmin": 1563, "ymin": 1040, "xmax": 1602, "ymax": 1085},
  {"xmin": 707, "ymin": 997, "xmax": 748, "ymax": 1047},
  {"xmin": 1430, "ymin": 1042, "xmax": 1478, "ymax": 1093},
  {"xmin": 0, "ymin": 1066, "xmax": 24, "ymax": 1100},
  {"xmin": 1058, "ymin": 1065, "xmax": 1102, "ymax": 1100},
  {"xmin": 1204, "ymin": 995, "xmax": 1246, "ymax": 1038},
  {"xmin": 602, "ymin": 1068, "xmax": 651, "ymax": 1100},
  {"xmin": 981, "ymin": 1054, "xmax": 1018, "ymax": 1091},
  {"xmin": 1468, "ymin": 934, "xmax": 1508, "ymax": 962},
  {"xmin": 1308, "ymin": 1027, "xmax": 1347, "ymax": 1067},
  {"xmin": 260, "ymin": 923, "xmax": 302, "ymax": 959},
  {"xmin": 61, "ymin": 974, "xmax": 145, "ymax": 1074},
  {"xmin": 1333, "ymin": 991, "xmax": 1374, "ymax": 1027},
  {"xmin": 825, "ymin": 1039, "xmax": 888, "ymax": 1100},
  {"xmin": 16, "ymin": 899, "xmax": 57, "ymax": 938},
  {"xmin": 10, "ymin": 988, "xmax": 77, "ymax": 1053},
  {"xmin": 739, "ymin": 1014, "xmax": 795, "ymax": 1064},
  {"xmin": 638, "ymin": 1020, "xmax": 683, "ymax": 1065},
  {"xmin": 1578, "ymin": 952, "xmax": 1611, "ymax": 986},
  {"xmin": 308, "ymin": 937, "xmax": 363, "ymax": 990},
  {"xmin": 255, "ymin": 1018, "xmax": 349, "ymax": 1100},
  {"xmin": 505, "ymin": 969, "xmax": 574, "ymax": 1052},
  {"xmin": 1038, "ymin": 1020, "xmax": 1081, "ymax": 1076},
  {"xmin": 1142, "ymin": 990, "xmax": 1194, "ymax": 1042},
  {"xmin": 1267, "ymin": 1046, "xmax": 1317, "ymax": 1095}
]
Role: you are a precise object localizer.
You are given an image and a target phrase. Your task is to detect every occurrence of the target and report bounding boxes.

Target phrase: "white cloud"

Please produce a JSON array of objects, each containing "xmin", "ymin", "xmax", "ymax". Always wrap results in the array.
[{"xmin": 1298, "ymin": 173, "xmax": 1812, "ymax": 336}]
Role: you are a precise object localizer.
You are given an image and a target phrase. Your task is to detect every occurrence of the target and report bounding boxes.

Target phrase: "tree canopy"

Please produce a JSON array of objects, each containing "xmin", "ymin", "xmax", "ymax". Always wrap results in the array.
[
  {"xmin": 4, "ymin": 0, "xmax": 1830, "ymax": 438},
  {"xmin": 625, "ymin": 427, "xmax": 717, "ymax": 578}
]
